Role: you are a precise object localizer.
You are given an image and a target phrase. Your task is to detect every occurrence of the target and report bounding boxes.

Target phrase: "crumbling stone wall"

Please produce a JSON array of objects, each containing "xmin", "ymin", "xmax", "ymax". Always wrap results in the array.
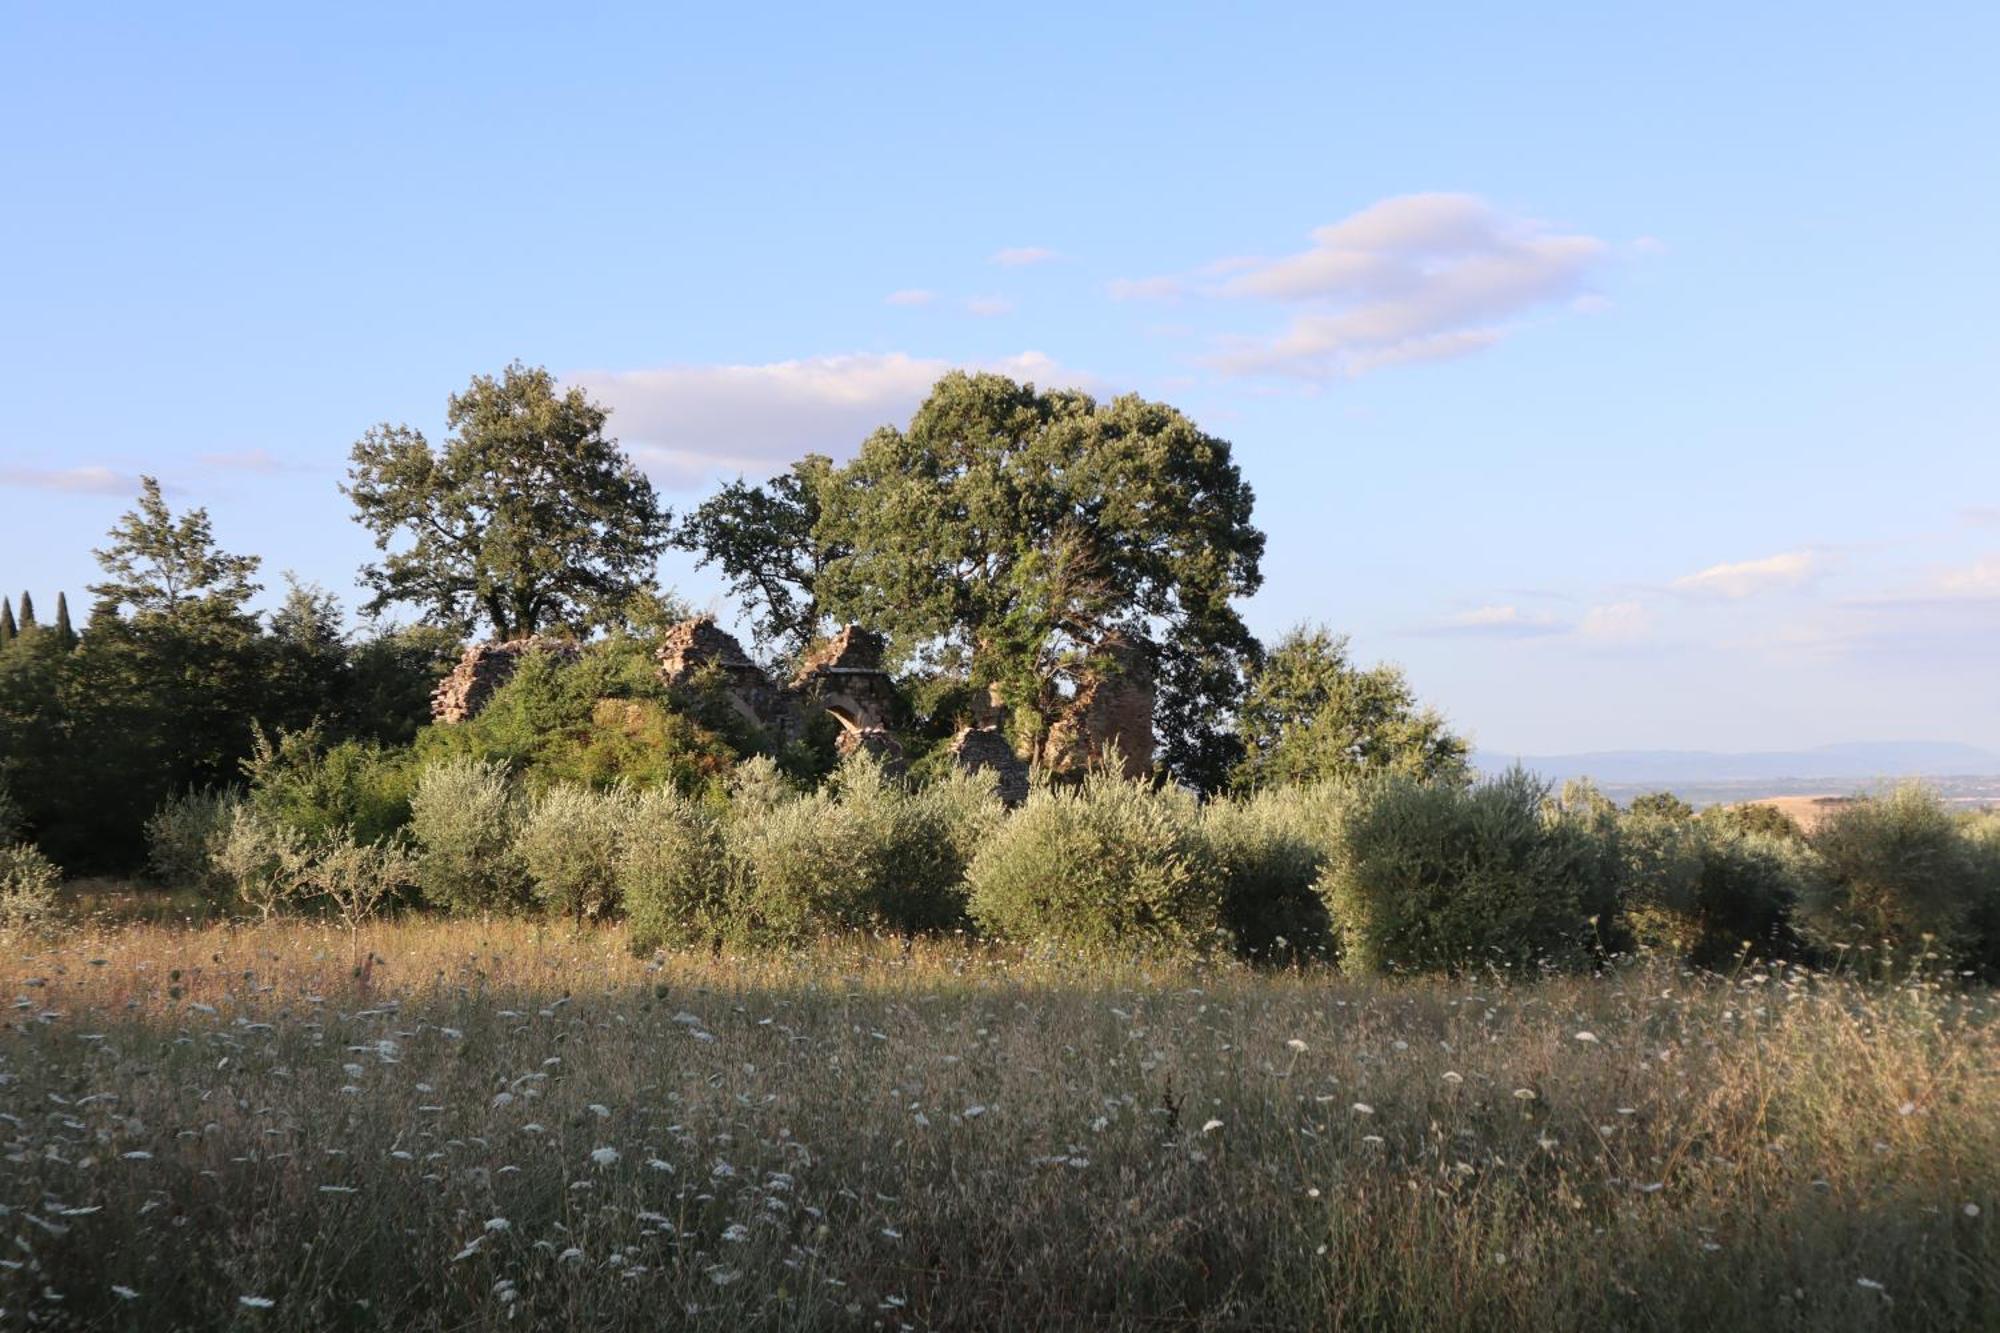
[
  {"xmin": 655, "ymin": 617, "xmax": 804, "ymax": 739},
  {"xmin": 1045, "ymin": 634, "xmax": 1156, "ymax": 780},
  {"xmin": 430, "ymin": 637, "xmax": 582, "ymax": 724},
  {"xmin": 949, "ymin": 727, "xmax": 1031, "ymax": 805}
]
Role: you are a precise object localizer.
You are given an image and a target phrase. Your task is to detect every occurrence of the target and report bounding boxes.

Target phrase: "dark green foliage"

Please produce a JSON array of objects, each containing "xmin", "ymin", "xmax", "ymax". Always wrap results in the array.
[
  {"xmin": 671, "ymin": 454, "xmax": 842, "ymax": 667},
  {"xmin": 1799, "ymin": 785, "xmax": 1982, "ymax": 970},
  {"xmin": 241, "ymin": 724, "xmax": 416, "ymax": 847},
  {"xmin": 345, "ymin": 362, "xmax": 671, "ymax": 640},
  {"xmin": 0, "ymin": 598, "xmax": 14, "ymax": 644},
  {"xmin": 51, "ymin": 592, "xmax": 74, "ymax": 648},
  {"xmin": 967, "ymin": 776, "xmax": 1223, "ymax": 956},
  {"xmin": 1627, "ymin": 790, "xmax": 1695, "ymax": 823},
  {"xmin": 814, "ymin": 372, "xmax": 1264, "ymax": 787},
  {"xmin": 1199, "ymin": 785, "xmax": 1345, "ymax": 962},
  {"xmin": 1234, "ymin": 626, "xmax": 1468, "ymax": 793},
  {"xmin": 15, "ymin": 592, "xmax": 34, "ymax": 631},
  {"xmin": 1321, "ymin": 770, "xmax": 1609, "ymax": 976},
  {"xmin": 1620, "ymin": 810, "xmax": 1806, "ymax": 967}
]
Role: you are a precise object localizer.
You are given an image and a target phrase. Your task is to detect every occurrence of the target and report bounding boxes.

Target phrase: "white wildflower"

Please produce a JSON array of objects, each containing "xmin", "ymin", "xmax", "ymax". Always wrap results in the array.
[
  {"xmin": 238, "ymin": 1295, "xmax": 275, "ymax": 1309},
  {"xmin": 1352, "ymin": 1103, "xmax": 1375, "ymax": 1116},
  {"xmin": 590, "ymin": 1146, "xmax": 620, "ymax": 1168},
  {"xmin": 1201, "ymin": 1118, "xmax": 1224, "ymax": 1134}
]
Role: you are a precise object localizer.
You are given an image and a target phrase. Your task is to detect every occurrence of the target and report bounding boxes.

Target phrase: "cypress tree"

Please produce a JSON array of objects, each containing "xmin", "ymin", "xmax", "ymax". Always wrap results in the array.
[
  {"xmin": 53, "ymin": 591, "xmax": 75, "ymax": 648},
  {"xmin": 0, "ymin": 597, "xmax": 14, "ymax": 645},
  {"xmin": 16, "ymin": 591, "xmax": 34, "ymax": 630}
]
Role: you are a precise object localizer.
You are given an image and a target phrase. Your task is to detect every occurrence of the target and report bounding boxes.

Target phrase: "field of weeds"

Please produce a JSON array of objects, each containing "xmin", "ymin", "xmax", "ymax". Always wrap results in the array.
[{"xmin": 1, "ymin": 917, "xmax": 1994, "ymax": 1330}]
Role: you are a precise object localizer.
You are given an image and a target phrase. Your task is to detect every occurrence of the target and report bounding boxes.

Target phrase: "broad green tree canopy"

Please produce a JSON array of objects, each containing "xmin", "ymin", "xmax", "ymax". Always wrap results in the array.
[
  {"xmin": 345, "ymin": 362, "xmax": 670, "ymax": 641},
  {"xmin": 1233, "ymin": 625, "xmax": 1468, "ymax": 791},
  {"xmin": 813, "ymin": 372, "xmax": 1264, "ymax": 785}
]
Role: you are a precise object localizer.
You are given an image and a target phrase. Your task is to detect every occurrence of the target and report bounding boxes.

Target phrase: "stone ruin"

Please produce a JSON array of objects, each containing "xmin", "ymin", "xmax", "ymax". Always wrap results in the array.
[
  {"xmin": 429, "ymin": 636, "xmax": 582, "ymax": 724},
  {"xmin": 431, "ymin": 616, "xmax": 1157, "ymax": 804},
  {"xmin": 1044, "ymin": 632, "xmax": 1156, "ymax": 781}
]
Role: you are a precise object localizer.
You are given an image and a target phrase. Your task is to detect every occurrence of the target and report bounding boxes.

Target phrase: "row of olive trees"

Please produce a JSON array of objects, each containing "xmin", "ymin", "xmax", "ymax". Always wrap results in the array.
[{"xmin": 136, "ymin": 745, "xmax": 2000, "ymax": 977}]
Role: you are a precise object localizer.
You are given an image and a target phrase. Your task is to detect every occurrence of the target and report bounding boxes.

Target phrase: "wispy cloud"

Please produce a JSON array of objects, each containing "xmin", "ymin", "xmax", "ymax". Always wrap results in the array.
[
  {"xmin": 1962, "ymin": 505, "xmax": 2000, "ymax": 527},
  {"xmin": 0, "ymin": 464, "xmax": 139, "ymax": 496},
  {"xmin": 1575, "ymin": 600, "xmax": 1653, "ymax": 642},
  {"xmin": 963, "ymin": 296, "xmax": 1016, "ymax": 317},
  {"xmin": 1109, "ymin": 194, "xmax": 1608, "ymax": 380},
  {"xmin": 1413, "ymin": 604, "xmax": 1569, "ymax": 638},
  {"xmin": 1672, "ymin": 550, "xmax": 1819, "ymax": 598},
  {"xmin": 884, "ymin": 288, "xmax": 936, "ymax": 307},
  {"xmin": 570, "ymin": 351, "xmax": 1093, "ymax": 488},
  {"xmin": 989, "ymin": 246, "xmax": 1058, "ymax": 267},
  {"xmin": 200, "ymin": 448, "xmax": 310, "ymax": 474}
]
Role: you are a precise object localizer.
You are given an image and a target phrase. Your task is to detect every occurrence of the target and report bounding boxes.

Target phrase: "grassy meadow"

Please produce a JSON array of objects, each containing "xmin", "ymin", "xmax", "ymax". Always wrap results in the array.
[{"xmin": 1, "ymin": 911, "xmax": 1993, "ymax": 1330}]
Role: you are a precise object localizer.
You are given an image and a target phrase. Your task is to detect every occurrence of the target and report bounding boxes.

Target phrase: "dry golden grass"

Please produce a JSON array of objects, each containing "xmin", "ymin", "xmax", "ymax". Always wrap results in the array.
[{"xmin": 1, "ymin": 915, "xmax": 1994, "ymax": 1329}]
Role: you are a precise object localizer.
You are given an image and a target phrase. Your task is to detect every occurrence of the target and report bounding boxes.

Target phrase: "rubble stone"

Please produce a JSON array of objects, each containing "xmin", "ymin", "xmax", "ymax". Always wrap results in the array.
[{"xmin": 430, "ymin": 637, "xmax": 582, "ymax": 724}]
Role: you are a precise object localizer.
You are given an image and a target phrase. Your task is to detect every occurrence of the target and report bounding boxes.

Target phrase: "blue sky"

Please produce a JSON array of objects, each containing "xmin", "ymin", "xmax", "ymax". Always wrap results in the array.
[{"xmin": 2, "ymin": 2, "xmax": 1995, "ymax": 755}]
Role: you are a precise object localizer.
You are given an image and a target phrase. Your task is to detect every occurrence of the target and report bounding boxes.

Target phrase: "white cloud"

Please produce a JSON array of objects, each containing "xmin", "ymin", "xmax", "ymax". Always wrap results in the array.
[
  {"xmin": 884, "ymin": 288, "xmax": 936, "ymax": 307},
  {"xmin": 570, "ymin": 351, "xmax": 1093, "ymax": 488},
  {"xmin": 1107, "ymin": 275, "xmax": 1186, "ymax": 303},
  {"xmin": 1962, "ymin": 505, "xmax": 2000, "ymax": 527},
  {"xmin": 1206, "ymin": 195, "xmax": 1607, "ymax": 379},
  {"xmin": 963, "ymin": 296, "xmax": 1016, "ymax": 317},
  {"xmin": 1576, "ymin": 601, "xmax": 1652, "ymax": 642},
  {"xmin": 1935, "ymin": 556, "xmax": 2000, "ymax": 597},
  {"xmin": 1672, "ymin": 550, "xmax": 1819, "ymax": 598},
  {"xmin": 1414, "ymin": 604, "xmax": 1568, "ymax": 638},
  {"xmin": 989, "ymin": 246, "xmax": 1058, "ymax": 267},
  {"xmin": 200, "ymin": 448, "xmax": 308, "ymax": 474},
  {"xmin": 0, "ymin": 464, "xmax": 139, "ymax": 495}
]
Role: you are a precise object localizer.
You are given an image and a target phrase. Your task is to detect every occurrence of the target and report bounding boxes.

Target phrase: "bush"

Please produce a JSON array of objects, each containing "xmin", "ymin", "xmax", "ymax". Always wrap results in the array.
[
  {"xmin": 0, "ymin": 779, "xmax": 21, "ymax": 845},
  {"xmin": 299, "ymin": 833, "xmax": 417, "ymax": 929},
  {"xmin": 1621, "ymin": 812, "xmax": 1805, "ymax": 968},
  {"xmin": 144, "ymin": 788, "xmax": 240, "ymax": 903},
  {"xmin": 1320, "ymin": 769, "xmax": 1605, "ymax": 976},
  {"xmin": 519, "ymin": 784, "xmax": 635, "ymax": 923},
  {"xmin": 727, "ymin": 791, "xmax": 881, "ymax": 944},
  {"xmin": 623, "ymin": 790, "xmax": 732, "ymax": 953},
  {"xmin": 0, "ymin": 842, "xmax": 61, "ymax": 926},
  {"xmin": 1964, "ymin": 813, "xmax": 2000, "ymax": 979},
  {"xmin": 213, "ymin": 805, "xmax": 312, "ymax": 918},
  {"xmin": 967, "ymin": 776, "xmax": 1222, "ymax": 957},
  {"xmin": 1198, "ymin": 785, "xmax": 1344, "ymax": 962},
  {"xmin": 243, "ymin": 724, "xmax": 415, "ymax": 846},
  {"xmin": 833, "ymin": 754, "xmax": 1001, "ymax": 934},
  {"xmin": 409, "ymin": 758, "xmax": 528, "ymax": 914},
  {"xmin": 1799, "ymin": 785, "xmax": 1979, "ymax": 970}
]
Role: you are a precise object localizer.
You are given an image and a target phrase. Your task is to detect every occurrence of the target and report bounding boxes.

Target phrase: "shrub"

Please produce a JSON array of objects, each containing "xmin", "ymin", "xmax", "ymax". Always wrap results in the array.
[
  {"xmin": 727, "ymin": 791, "xmax": 880, "ymax": 945},
  {"xmin": 409, "ymin": 758, "xmax": 528, "ymax": 914},
  {"xmin": 1964, "ymin": 813, "xmax": 2000, "ymax": 979},
  {"xmin": 1621, "ymin": 813, "xmax": 1805, "ymax": 968},
  {"xmin": 833, "ymin": 754, "xmax": 1001, "ymax": 934},
  {"xmin": 144, "ymin": 788, "xmax": 240, "ymax": 903},
  {"xmin": 1320, "ymin": 769, "xmax": 1605, "ymax": 976},
  {"xmin": 1198, "ymin": 785, "xmax": 1345, "ymax": 962},
  {"xmin": 0, "ymin": 842, "xmax": 61, "ymax": 926},
  {"xmin": 967, "ymin": 776, "xmax": 1222, "ymax": 957},
  {"xmin": 1799, "ymin": 784, "xmax": 1979, "ymax": 970},
  {"xmin": 299, "ymin": 833, "xmax": 417, "ymax": 930},
  {"xmin": 213, "ymin": 805, "xmax": 312, "ymax": 919},
  {"xmin": 622, "ymin": 789, "xmax": 731, "ymax": 953},
  {"xmin": 243, "ymin": 724, "xmax": 416, "ymax": 845},
  {"xmin": 0, "ymin": 779, "xmax": 21, "ymax": 845},
  {"xmin": 518, "ymin": 784, "xmax": 635, "ymax": 923}
]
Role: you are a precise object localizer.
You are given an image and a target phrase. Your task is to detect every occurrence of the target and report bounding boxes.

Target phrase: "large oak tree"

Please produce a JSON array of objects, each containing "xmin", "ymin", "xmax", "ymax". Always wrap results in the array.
[
  {"xmin": 345, "ymin": 363, "xmax": 670, "ymax": 641},
  {"xmin": 812, "ymin": 372, "xmax": 1265, "ymax": 788}
]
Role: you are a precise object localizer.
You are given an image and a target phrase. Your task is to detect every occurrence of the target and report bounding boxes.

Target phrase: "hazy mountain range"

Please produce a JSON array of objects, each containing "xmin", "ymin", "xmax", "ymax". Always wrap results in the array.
[{"xmin": 1473, "ymin": 741, "xmax": 2000, "ymax": 784}]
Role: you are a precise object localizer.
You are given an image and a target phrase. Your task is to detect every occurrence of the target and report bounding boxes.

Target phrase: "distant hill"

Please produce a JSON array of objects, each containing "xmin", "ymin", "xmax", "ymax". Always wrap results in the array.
[{"xmin": 1473, "ymin": 741, "xmax": 2000, "ymax": 784}]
